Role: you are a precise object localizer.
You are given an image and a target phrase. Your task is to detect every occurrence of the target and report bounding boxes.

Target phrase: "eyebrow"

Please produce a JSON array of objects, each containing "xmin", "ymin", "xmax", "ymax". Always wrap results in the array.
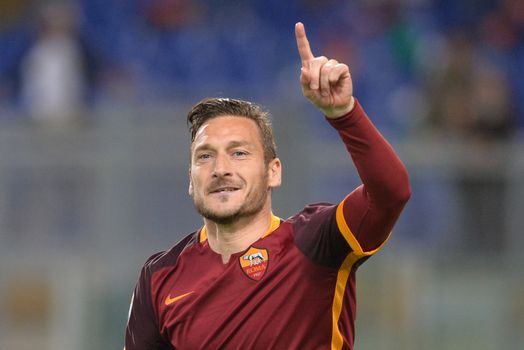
[
  {"xmin": 226, "ymin": 140, "xmax": 251, "ymax": 149},
  {"xmin": 193, "ymin": 140, "xmax": 253, "ymax": 153}
]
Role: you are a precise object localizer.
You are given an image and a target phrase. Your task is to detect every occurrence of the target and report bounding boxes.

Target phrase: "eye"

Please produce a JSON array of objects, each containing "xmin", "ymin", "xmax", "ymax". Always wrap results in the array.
[
  {"xmin": 197, "ymin": 153, "xmax": 211, "ymax": 161},
  {"xmin": 232, "ymin": 150, "xmax": 248, "ymax": 158}
]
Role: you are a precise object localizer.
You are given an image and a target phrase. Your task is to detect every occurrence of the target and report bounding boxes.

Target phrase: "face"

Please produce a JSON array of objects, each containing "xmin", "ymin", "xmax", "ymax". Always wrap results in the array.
[{"xmin": 189, "ymin": 116, "xmax": 281, "ymax": 225}]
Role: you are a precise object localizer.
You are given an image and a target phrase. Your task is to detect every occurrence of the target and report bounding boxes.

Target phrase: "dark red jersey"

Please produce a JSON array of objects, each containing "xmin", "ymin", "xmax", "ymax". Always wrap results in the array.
[{"xmin": 125, "ymin": 100, "xmax": 411, "ymax": 350}]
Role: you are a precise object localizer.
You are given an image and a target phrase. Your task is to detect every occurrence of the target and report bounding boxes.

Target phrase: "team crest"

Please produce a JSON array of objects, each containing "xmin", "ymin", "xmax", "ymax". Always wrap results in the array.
[{"xmin": 239, "ymin": 247, "xmax": 269, "ymax": 281}]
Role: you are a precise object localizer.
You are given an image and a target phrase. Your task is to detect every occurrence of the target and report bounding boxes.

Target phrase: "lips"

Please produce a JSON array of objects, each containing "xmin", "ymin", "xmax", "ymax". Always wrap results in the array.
[{"xmin": 209, "ymin": 186, "xmax": 240, "ymax": 194}]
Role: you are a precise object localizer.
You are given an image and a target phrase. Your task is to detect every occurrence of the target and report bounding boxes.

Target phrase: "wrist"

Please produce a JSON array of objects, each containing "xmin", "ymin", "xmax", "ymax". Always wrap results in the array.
[{"xmin": 324, "ymin": 97, "xmax": 355, "ymax": 119}]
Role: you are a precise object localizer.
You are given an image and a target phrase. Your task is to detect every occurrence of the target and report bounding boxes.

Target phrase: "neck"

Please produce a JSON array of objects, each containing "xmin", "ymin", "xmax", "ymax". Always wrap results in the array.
[{"xmin": 204, "ymin": 207, "xmax": 273, "ymax": 264}]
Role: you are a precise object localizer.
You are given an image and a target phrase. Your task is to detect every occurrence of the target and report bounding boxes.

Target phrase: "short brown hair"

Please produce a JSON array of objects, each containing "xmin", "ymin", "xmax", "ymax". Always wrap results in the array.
[{"xmin": 187, "ymin": 98, "xmax": 277, "ymax": 163}]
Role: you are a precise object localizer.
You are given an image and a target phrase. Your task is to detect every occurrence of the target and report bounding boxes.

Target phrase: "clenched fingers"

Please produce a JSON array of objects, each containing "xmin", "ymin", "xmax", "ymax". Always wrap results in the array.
[
  {"xmin": 320, "ymin": 59, "xmax": 340, "ymax": 96},
  {"xmin": 305, "ymin": 56, "xmax": 328, "ymax": 91}
]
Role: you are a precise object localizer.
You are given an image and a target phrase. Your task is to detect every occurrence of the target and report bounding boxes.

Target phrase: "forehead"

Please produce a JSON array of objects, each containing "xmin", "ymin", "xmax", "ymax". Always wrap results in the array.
[{"xmin": 192, "ymin": 115, "xmax": 262, "ymax": 147}]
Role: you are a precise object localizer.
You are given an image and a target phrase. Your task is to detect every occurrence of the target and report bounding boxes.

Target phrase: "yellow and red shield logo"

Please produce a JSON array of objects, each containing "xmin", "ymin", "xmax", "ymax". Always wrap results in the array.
[{"xmin": 239, "ymin": 247, "xmax": 269, "ymax": 281}]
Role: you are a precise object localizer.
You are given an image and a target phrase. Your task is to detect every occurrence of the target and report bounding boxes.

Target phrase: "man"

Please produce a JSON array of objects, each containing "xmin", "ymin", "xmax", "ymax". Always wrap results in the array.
[{"xmin": 125, "ymin": 22, "xmax": 410, "ymax": 349}]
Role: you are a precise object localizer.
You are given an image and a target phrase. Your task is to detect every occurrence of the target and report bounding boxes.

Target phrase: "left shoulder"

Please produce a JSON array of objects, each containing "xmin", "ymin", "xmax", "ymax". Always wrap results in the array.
[
  {"xmin": 284, "ymin": 202, "xmax": 351, "ymax": 269},
  {"xmin": 286, "ymin": 202, "xmax": 338, "ymax": 225}
]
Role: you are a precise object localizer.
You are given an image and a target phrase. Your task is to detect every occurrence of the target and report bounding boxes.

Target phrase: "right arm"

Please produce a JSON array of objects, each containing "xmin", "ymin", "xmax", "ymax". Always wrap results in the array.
[{"xmin": 125, "ymin": 254, "xmax": 173, "ymax": 350}]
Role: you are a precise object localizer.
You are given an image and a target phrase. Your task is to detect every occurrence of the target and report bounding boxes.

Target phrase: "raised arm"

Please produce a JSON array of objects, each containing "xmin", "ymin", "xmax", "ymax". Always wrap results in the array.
[{"xmin": 295, "ymin": 22, "xmax": 411, "ymax": 252}]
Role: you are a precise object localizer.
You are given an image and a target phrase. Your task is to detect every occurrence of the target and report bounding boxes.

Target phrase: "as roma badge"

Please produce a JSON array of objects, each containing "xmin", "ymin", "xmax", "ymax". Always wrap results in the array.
[{"xmin": 239, "ymin": 247, "xmax": 269, "ymax": 281}]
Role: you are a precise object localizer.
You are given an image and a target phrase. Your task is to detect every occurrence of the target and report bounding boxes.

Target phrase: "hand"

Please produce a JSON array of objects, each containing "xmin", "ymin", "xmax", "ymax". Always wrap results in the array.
[{"xmin": 295, "ymin": 22, "xmax": 354, "ymax": 119}]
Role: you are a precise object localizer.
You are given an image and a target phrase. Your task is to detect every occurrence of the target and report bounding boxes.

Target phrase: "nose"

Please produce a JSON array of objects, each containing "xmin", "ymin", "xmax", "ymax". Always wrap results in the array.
[{"xmin": 212, "ymin": 153, "xmax": 232, "ymax": 178}]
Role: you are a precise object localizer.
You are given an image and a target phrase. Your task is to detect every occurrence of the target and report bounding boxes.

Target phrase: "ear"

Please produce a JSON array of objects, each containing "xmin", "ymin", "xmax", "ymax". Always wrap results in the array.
[
  {"xmin": 188, "ymin": 168, "xmax": 194, "ymax": 196},
  {"xmin": 267, "ymin": 158, "xmax": 282, "ymax": 188}
]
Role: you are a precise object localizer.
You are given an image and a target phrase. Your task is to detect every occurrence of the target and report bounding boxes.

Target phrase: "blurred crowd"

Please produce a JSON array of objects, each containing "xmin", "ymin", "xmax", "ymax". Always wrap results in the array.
[
  {"xmin": 0, "ymin": 0, "xmax": 523, "ymax": 137},
  {"xmin": 1, "ymin": 3, "xmax": 523, "ymax": 348}
]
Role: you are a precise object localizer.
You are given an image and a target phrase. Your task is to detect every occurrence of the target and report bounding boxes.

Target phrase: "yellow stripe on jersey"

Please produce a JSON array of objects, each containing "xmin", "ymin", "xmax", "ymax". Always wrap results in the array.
[
  {"xmin": 199, "ymin": 214, "xmax": 281, "ymax": 243},
  {"xmin": 331, "ymin": 197, "xmax": 391, "ymax": 348},
  {"xmin": 335, "ymin": 197, "xmax": 389, "ymax": 257},
  {"xmin": 331, "ymin": 252, "xmax": 359, "ymax": 350}
]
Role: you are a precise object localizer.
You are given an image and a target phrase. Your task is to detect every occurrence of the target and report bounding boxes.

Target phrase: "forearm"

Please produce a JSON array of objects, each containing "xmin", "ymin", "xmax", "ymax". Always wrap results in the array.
[{"xmin": 327, "ymin": 99, "xmax": 411, "ymax": 250}]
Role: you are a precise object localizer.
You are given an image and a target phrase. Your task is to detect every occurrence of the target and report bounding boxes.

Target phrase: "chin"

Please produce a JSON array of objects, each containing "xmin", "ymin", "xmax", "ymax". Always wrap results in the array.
[
  {"xmin": 203, "ymin": 210, "xmax": 241, "ymax": 225},
  {"xmin": 193, "ymin": 191, "xmax": 268, "ymax": 225},
  {"xmin": 195, "ymin": 202, "xmax": 242, "ymax": 224}
]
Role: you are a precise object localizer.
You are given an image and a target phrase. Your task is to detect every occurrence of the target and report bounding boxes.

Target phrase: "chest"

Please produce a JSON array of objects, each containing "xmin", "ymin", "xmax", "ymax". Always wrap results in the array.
[{"xmin": 153, "ymin": 239, "xmax": 337, "ymax": 349}]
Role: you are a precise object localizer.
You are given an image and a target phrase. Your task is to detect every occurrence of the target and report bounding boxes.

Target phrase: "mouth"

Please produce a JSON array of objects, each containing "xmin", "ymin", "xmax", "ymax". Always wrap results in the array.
[{"xmin": 209, "ymin": 186, "xmax": 240, "ymax": 194}]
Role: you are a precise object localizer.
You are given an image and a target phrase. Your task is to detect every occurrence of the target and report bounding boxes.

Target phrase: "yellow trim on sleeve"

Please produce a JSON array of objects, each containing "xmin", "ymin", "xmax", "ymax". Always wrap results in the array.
[
  {"xmin": 199, "ymin": 214, "xmax": 281, "ymax": 243},
  {"xmin": 335, "ymin": 198, "xmax": 389, "ymax": 258}
]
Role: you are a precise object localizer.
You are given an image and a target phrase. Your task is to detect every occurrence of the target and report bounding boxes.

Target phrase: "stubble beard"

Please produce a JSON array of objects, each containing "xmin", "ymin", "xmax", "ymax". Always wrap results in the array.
[{"xmin": 191, "ymin": 174, "xmax": 270, "ymax": 226}]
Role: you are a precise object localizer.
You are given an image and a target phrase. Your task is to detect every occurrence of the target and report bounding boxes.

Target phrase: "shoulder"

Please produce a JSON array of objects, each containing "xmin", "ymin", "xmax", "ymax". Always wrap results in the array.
[
  {"xmin": 286, "ymin": 202, "xmax": 338, "ymax": 226},
  {"xmin": 283, "ymin": 202, "xmax": 352, "ymax": 268},
  {"xmin": 284, "ymin": 202, "xmax": 340, "ymax": 244},
  {"xmin": 141, "ymin": 231, "xmax": 199, "ymax": 276}
]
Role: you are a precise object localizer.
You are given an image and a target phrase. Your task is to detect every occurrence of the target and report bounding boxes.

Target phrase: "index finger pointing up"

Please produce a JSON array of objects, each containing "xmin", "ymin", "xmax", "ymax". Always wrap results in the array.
[{"xmin": 295, "ymin": 22, "xmax": 314, "ymax": 66}]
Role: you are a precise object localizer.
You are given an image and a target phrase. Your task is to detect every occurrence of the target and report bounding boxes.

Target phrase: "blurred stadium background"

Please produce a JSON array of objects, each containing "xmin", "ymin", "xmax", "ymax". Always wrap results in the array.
[{"xmin": 1, "ymin": 0, "xmax": 523, "ymax": 349}]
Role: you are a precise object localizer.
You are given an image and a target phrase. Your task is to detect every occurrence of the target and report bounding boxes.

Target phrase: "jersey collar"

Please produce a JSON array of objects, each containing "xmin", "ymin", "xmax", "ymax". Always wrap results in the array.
[{"xmin": 199, "ymin": 214, "xmax": 281, "ymax": 243}]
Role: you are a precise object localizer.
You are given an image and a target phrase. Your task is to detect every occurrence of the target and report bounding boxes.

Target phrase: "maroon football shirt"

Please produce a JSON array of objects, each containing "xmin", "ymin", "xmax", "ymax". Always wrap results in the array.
[{"xmin": 125, "ymin": 100, "xmax": 411, "ymax": 349}]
